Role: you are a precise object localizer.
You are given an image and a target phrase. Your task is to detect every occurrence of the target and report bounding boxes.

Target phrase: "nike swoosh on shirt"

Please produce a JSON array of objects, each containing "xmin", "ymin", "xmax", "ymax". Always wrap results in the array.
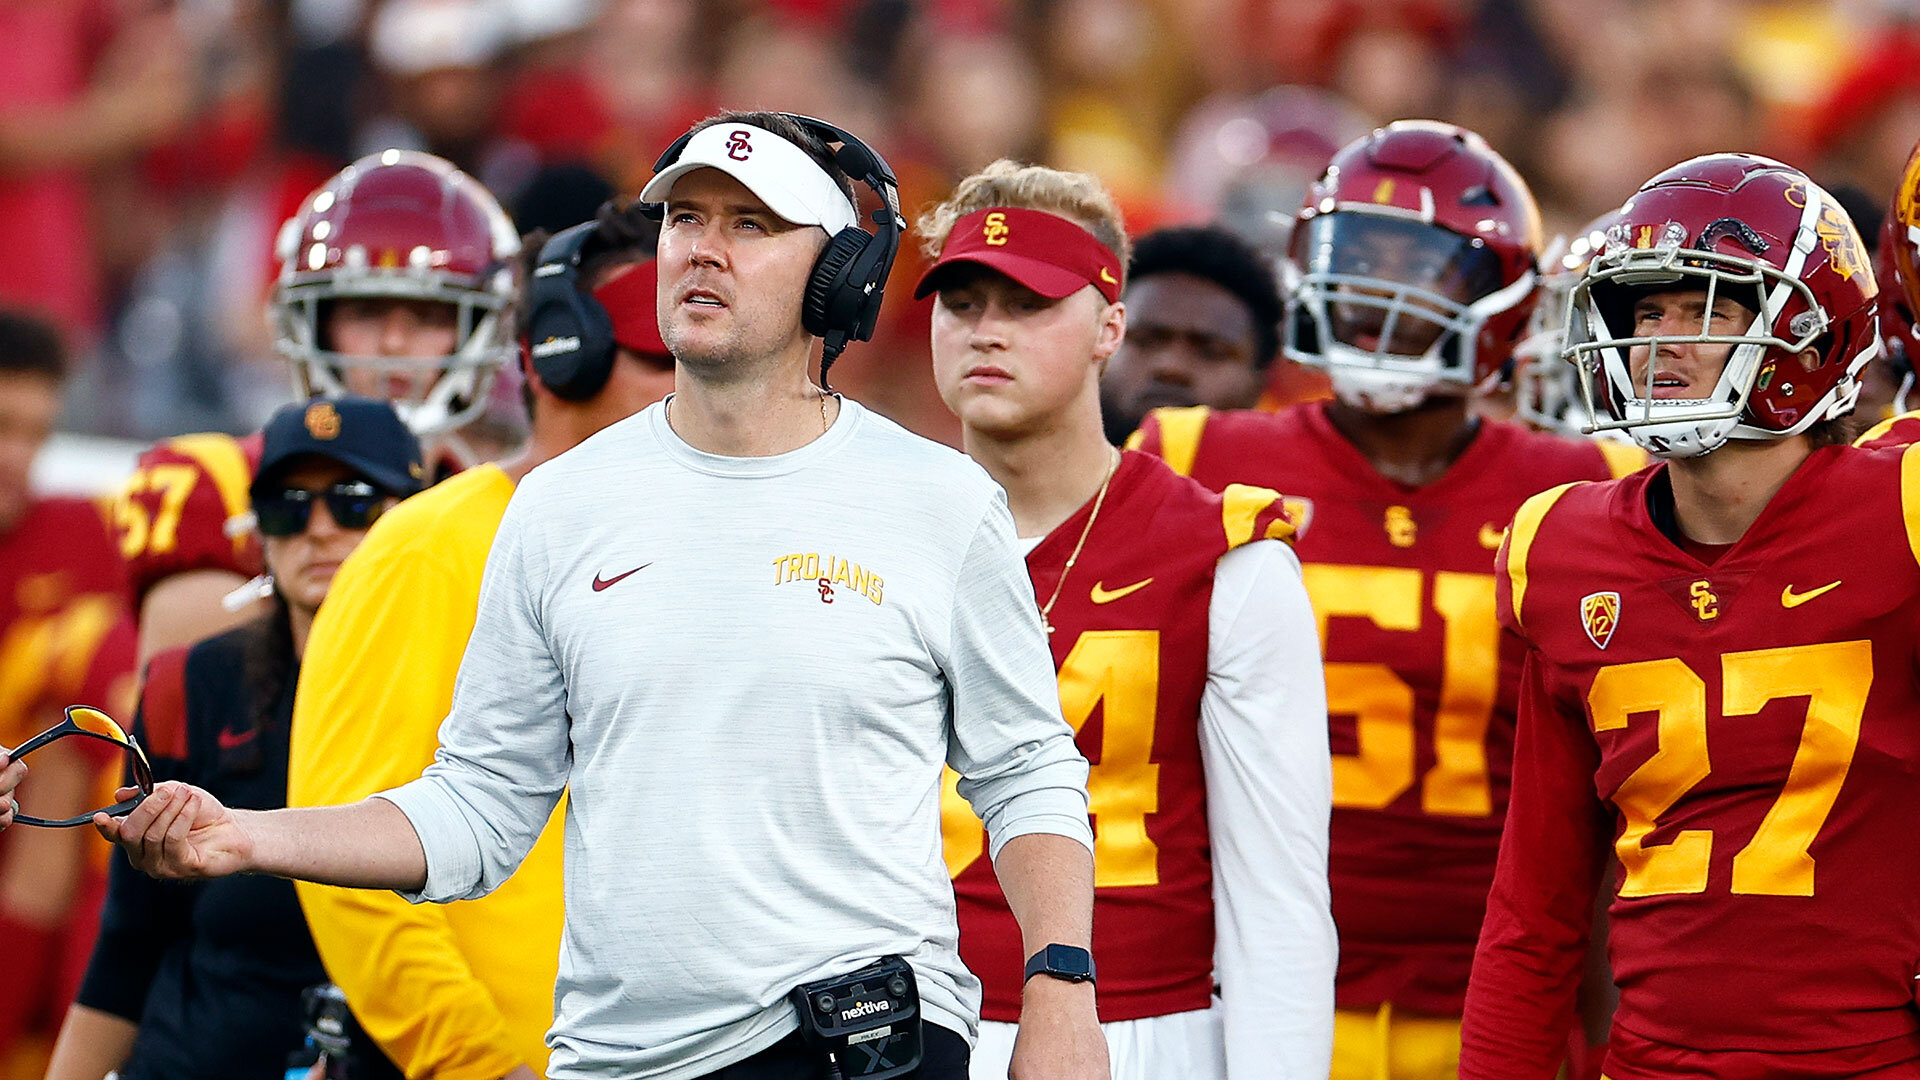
[
  {"xmin": 1089, "ymin": 578, "xmax": 1153, "ymax": 604},
  {"xmin": 216, "ymin": 728, "xmax": 257, "ymax": 751},
  {"xmin": 1780, "ymin": 580, "xmax": 1841, "ymax": 608},
  {"xmin": 592, "ymin": 564, "xmax": 652, "ymax": 592}
]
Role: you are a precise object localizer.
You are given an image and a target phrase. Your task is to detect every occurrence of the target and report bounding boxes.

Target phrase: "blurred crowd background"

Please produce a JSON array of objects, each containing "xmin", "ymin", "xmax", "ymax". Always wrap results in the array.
[{"xmin": 6, "ymin": 0, "xmax": 1917, "ymax": 451}]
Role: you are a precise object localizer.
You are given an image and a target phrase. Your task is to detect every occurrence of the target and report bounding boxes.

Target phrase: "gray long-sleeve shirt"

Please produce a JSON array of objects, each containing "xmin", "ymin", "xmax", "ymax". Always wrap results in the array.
[{"xmin": 378, "ymin": 399, "xmax": 1094, "ymax": 1080}]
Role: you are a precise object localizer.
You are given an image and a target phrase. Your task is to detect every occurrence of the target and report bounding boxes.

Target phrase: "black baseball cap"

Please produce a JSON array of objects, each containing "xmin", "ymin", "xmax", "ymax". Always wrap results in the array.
[{"xmin": 251, "ymin": 397, "xmax": 426, "ymax": 499}]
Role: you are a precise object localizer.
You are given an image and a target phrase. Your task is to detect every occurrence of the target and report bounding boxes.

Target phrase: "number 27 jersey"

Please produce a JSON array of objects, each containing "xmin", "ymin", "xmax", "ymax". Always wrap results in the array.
[{"xmin": 1480, "ymin": 444, "xmax": 1920, "ymax": 1066}]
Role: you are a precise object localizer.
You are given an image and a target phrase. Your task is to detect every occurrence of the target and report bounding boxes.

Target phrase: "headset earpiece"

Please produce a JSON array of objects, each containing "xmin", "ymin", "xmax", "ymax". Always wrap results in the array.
[{"xmin": 525, "ymin": 222, "xmax": 617, "ymax": 402}]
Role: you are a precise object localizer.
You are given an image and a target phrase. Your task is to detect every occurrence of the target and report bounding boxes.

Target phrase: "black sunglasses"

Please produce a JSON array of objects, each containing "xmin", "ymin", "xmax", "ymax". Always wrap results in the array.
[
  {"xmin": 255, "ymin": 480, "xmax": 390, "ymax": 537},
  {"xmin": 3, "ymin": 705, "xmax": 154, "ymax": 828}
]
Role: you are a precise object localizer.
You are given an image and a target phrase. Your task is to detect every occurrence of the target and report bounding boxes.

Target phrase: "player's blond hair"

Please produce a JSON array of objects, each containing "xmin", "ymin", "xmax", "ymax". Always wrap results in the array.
[{"xmin": 916, "ymin": 160, "xmax": 1131, "ymax": 269}]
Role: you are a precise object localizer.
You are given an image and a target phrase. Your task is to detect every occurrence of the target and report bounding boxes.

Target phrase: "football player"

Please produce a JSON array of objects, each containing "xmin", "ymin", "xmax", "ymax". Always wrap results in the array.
[
  {"xmin": 1499, "ymin": 213, "xmax": 1619, "ymax": 435},
  {"xmin": 1461, "ymin": 154, "xmax": 1914, "ymax": 1078},
  {"xmin": 922, "ymin": 160, "xmax": 1336, "ymax": 1080},
  {"xmin": 110, "ymin": 150, "xmax": 518, "ymax": 664},
  {"xmin": 1130, "ymin": 120, "xmax": 1643, "ymax": 1080},
  {"xmin": 1852, "ymin": 138, "xmax": 1920, "ymax": 451},
  {"xmin": 0, "ymin": 310, "xmax": 137, "ymax": 1066},
  {"xmin": 1096, "ymin": 225, "xmax": 1286, "ymax": 446}
]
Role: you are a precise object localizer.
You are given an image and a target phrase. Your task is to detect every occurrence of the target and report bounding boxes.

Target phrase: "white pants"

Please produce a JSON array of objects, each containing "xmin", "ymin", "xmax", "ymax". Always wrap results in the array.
[{"xmin": 968, "ymin": 1004, "xmax": 1225, "ymax": 1080}]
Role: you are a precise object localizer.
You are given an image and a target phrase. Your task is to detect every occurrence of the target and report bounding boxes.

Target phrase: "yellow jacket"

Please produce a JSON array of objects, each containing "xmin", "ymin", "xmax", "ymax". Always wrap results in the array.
[{"xmin": 289, "ymin": 465, "xmax": 564, "ymax": 1080}]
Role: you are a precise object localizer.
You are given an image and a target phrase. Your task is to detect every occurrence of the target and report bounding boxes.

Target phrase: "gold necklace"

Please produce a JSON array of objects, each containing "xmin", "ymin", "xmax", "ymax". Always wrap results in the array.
[{"xmin": 1039, "ymin": 448, "xmax": 1121, "ymax": 635}]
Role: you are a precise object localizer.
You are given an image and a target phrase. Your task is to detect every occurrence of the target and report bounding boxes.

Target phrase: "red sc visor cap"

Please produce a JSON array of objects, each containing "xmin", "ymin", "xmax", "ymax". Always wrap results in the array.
[{"xmin": 915, "ymin": 207, "xmax": 1124, "ymax": 304}]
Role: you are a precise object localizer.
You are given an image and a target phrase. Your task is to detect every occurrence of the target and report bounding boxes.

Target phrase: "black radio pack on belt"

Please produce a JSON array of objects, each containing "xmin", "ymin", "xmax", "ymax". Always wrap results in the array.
[{"xmin": 788, "ymin": 955, "xmax": 924, "ymax": 1080}]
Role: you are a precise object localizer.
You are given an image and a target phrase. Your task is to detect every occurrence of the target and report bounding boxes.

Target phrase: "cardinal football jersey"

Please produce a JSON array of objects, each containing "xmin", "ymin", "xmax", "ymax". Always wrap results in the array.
[
  {"xmin": 108, "ymin": 432, "xmax": 265, "ymax": 606},
  {"xmin": 1854, "ymin": 410, "xmax": 1920, "ymax": 451},
  {"xmin": 944, "ymin": 451, "xmax": 1293, "ymax": 1022},
  {"xmin": 1132, "ymin": 401, "xmax": 1640, "ymax": 1015},
  {"xmin": 1466, "ymin": 445, "xmax": 1920, "ymax": 1078},
  {"xmin": 0, "ymin": 496, "xmax": 137, "ymax": 752}
]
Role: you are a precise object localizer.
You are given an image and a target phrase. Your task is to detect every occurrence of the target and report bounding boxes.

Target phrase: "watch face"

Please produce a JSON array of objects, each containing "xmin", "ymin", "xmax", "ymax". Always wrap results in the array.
[{"xmin": 1046, "ymin": 944, "xmax": 1094, "ymax": 979}]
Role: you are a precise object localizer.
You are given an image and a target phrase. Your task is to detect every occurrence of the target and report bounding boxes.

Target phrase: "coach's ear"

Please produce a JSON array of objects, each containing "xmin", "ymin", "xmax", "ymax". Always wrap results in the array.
[{"xmin": 1093, "ymin": 299, "xmax": 1126, "ymax": 375}]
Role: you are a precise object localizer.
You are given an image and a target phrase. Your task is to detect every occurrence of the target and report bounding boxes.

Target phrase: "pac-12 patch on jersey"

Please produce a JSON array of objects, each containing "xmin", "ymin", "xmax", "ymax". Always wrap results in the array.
[{"xmin": 1580, "ymin": 591, "xmax": 1619, "ymax": 649}]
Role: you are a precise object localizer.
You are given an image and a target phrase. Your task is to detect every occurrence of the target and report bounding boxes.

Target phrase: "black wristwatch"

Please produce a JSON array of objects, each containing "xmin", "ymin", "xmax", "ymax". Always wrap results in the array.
[{"xmin": 1023, "ymin": 944, "xmax": 1097, "ymax": 985}]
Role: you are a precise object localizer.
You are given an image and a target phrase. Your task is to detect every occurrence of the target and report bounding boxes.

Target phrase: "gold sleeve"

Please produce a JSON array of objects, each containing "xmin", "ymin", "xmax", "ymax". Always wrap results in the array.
[{"xmin": 289, "ymin": 482, "xmax": 563, "ymax": 1080}]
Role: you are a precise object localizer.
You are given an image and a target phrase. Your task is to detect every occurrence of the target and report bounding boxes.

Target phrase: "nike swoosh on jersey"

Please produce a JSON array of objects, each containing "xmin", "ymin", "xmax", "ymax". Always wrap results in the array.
[
  {"xmin": 216, "ymin": 727, "xmax": 257, "ymax": 751},
  {"xmin": 1780, "ymin": 580, "xmax": 1841, "ymax": 608},
  {"xmin": 1089, "ymin": 578, "xmax": 1153, "ymax": 604},
  {"xmin": 1479, "ymin": 523, "xmax": 1506, "ymax": 550},
  {"xmin": 592, "ymin": 564, "xmax": 652, "ymax": 592}
]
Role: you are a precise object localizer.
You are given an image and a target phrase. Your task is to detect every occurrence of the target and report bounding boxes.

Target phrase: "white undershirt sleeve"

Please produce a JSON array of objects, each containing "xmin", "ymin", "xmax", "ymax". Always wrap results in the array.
[{"xmin": 1199, "ymin": 539, "xmax": 1335, "ymax": 1079}]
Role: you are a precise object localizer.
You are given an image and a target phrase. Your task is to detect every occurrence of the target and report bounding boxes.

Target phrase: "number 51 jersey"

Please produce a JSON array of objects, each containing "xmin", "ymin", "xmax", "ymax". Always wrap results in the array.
[
  {"xmin": 1490, "ymin": 443, "xmax": 1920, "ymax": 1062},
  {"xmin": 1133, "ymin": 401, "xmax": 1640, "ymax": 1015}
]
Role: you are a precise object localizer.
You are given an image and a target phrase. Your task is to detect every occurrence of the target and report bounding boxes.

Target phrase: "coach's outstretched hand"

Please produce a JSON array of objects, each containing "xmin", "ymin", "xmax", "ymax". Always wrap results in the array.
[
  {"xmin": 0, "ymin": 753, "xmax": 22, "ymax": 830},
  {"xmin": 94, "ymin": 780, "xmax": 253, "ymax": 879}
]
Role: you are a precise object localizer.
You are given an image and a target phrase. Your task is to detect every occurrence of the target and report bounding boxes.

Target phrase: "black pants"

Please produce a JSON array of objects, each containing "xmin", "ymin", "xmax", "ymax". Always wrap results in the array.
[{"xmin": 697, "ymin": 1024, "xmax": 969, "ymax": 1080}]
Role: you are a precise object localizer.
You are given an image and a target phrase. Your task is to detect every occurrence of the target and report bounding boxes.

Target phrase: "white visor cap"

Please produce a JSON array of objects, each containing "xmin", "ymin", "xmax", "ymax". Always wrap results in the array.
[{"xmin": 640, "ymin": 124, "xmax": 859, "ymax": 235}]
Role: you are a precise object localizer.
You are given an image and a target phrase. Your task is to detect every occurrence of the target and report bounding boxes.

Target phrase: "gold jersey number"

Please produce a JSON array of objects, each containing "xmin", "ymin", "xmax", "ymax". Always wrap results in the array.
[
  {"xmin": 110, "ymin": 463, "xmax": 201, "ymax": 559},
  {"xmin": 943, "ymin": 629, "xmax": 1162, "ymax": 888},
  {"xmin": 1305, "ymin": 565, "xmax": 1500, "ymax": 817},
  {"xmin": 1587, "ymin": 640, "xmax": 1869, "ymax": 898}
]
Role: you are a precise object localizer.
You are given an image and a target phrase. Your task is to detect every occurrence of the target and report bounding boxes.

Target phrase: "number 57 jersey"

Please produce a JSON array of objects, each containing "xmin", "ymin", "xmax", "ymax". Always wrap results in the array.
[
  {"xmin": 107, "ymin": 432, "xmax": 265, "ymax": 606},
  {"xmin": 1481, "ymin": 443, "xmax": 1920, "ymax": 1070},
  {"xmin": 1133, "ymin": 402, "xmax": 1640, "ymax": 1016}
]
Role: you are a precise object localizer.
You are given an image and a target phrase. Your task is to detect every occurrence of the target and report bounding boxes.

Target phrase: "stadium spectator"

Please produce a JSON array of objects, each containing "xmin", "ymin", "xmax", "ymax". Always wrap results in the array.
[
  {"xmin": 46, "ymin": 396, "xmax": 422, "ymax": 1080},
  {"xmin": 360, "ymin": 0, "xmax": 530, "ymax": 200},
  {"xmin": 97, "ymin": 111, "xmax": 1106, "ymax": 1080},
  {"xmin": 286, "ymin": 201, "xmax": 668, "ymax": 1080},
  {"xmin": 0, "ymin": 2, "xmax": 191, "ymax": 336},
  {"xmin": 0, "ymin": 310, "xmax": 137, "ymax": 1075}
]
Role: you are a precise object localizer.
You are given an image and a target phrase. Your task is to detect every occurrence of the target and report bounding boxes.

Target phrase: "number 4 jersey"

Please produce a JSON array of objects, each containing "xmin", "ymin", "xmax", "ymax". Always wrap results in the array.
[
  {"xmin": 945, "ymin": 450, "xmax": 1322, "ymax": 1026},
  {"xmin": 1465, "ymin": 444, "xmax": 1920, "ymax": 1078},
  {"xmin": 1131, "ymin": 401, "xmax": 1642, "ymax": 1016}
]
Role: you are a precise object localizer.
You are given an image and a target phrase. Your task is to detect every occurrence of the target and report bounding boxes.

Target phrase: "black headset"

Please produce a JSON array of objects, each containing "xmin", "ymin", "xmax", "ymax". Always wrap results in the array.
[
  {"xmin": 525, "ymin": 221, "xmax": 617, "ymax": 402},
  {"xmin": 643, "ymin": 114, "xmax": 905, "ymax": 387}
]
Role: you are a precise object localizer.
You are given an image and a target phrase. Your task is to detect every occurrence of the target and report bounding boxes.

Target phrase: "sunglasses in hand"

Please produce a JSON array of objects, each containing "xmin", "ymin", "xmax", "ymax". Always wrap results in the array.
[
  {"xmin": 255, "ymin": 480, "xmax": 391, "ymax": 537},
  {"xmin": 2, "ymin": 706, "xmax": 154, "ymax": 828}
]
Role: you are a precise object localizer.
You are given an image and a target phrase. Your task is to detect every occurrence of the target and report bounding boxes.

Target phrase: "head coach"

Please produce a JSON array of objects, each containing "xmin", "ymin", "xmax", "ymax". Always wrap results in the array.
[{"xmin": 94, "ymin": 112, "xmax": 1108, "ymax": 1080}]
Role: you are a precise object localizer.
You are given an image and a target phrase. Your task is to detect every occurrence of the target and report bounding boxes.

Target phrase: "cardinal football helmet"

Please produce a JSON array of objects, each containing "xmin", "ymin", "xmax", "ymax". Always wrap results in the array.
[
  {"xmin": 1566, "ymin": 154, "xmax": 1878, "ymax": 457},
  {"xmin": 271, "ymin": 150, "xmax": 520, "ymax": 438},
  {"xmin": 1879, "ymin": 144, "xmax": 1920, "ymax": 415},
  {"xmin": 1283, "ymin": 119, "xmax": 1543, "ymax": 413},
  {"xmin": 1511, "ymin": 211, "xmax": 1617, "ymax": 433}
]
